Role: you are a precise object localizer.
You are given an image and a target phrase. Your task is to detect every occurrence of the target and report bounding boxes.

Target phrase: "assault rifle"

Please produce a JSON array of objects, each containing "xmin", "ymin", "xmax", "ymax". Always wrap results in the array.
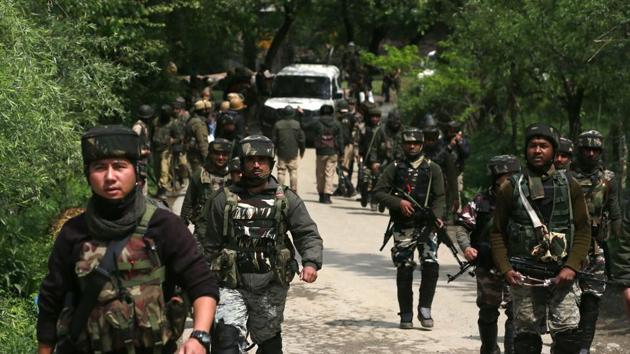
[
  {"xmin": 379, "ymin": 218, "xmax": 395, "ymax": 251},
  {"xmin": 394, "ymin": 187, "xmax": 472, "ymax": 282},
  {"xmin": 509, "ymin": 257, "xmax": 607, "ymax": 285}
]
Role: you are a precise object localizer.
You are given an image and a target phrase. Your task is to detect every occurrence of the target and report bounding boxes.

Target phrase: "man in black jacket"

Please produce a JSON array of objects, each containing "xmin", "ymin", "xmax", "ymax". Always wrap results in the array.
[
  {"xmin": 313, "ymin": 105, "xmax": 344, "ymax": 203},
  {"xmin": 37, "ymin": 126, "xmax": 218, "ymax": 354},
  {"xmin": 271, "ymin": 106, "xmax": 306, "ymax": 193}
]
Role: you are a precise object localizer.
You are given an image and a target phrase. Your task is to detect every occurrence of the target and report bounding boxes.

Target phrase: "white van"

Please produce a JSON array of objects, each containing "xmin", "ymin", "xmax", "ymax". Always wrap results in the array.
[{"xmin": 261, "ymin": 64, "xmax": 343, "ymax": 142}]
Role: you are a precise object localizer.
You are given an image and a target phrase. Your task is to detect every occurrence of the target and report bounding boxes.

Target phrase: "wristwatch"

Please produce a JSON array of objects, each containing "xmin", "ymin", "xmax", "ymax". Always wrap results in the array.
[{"xmin": 190, "ymin": 330, "xmax": 211, "ymax": 352}]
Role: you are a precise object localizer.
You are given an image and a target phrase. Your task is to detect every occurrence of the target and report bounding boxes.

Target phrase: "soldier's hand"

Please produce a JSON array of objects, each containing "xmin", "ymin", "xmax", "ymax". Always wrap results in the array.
[
  {"xmin": 300, "ymin": 265, "xmax": 318, "ymax": 283},
  {"xmin": 505, "ymin": 270, "xmax": 523, "ymax": 286},
  {"xmin": 371, "ymin": 163, "xmax": 380, "ymax": 173},
  {"xmin": 553, "ymin": 267, "xmax": 576, "ymax": 287},
  {"xmin": 178, "ymin": 338, "xmax": 206, "ymax": 354},
  {"xmin": 463, "ymin": 247, "xmax": 478, "ymax": 262},
  {"xmin": 399, "ymin": 199, "xmax": 415, "ymax": 217}
]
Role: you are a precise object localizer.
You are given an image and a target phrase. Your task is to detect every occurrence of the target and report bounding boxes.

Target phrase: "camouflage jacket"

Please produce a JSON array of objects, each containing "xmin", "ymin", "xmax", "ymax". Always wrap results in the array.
[{"xmin": 185, "ymin": 114, "xmax": 209, "ymax": 158}]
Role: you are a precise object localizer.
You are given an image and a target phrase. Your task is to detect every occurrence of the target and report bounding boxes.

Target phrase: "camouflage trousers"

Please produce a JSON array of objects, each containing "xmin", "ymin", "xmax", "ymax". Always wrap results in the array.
[
  {"xmin": 390, "ymin": 227, "xmax": 439, "ymax": 268},
  {"xmin": 215, "ymin": 282, "xmax": 289, "ymax": 348},
  {"xmin": 579, "ymin": 247, "xmax": 607, "ymax": 297},
  {"xmin": 475, "ymin": 267, "xmax": 511, "ymax": 309},
  {"xmin": 511, "ymin": 281, "xmax": 581, "ymax": 336}
]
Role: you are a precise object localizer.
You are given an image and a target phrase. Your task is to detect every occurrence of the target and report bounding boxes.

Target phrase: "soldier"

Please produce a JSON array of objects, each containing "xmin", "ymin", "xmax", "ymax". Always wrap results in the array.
[
  {"xmin": 490, "ymin": 123, "xmax": 591, "ymax": 354},
  {"xmin": 186, "ymin": 100, "xmax": 212, "ymax": 173},
  {"xmin": 422, "ymin": 114, "xmax": 459, "ymax": 214},
  {"xmin": 37, "ymin": 125, "xmax": 218, "ymax": 354},
  {"xmin": 313, "ymin": 104, "xmax": 344, "ymax": 204},
  {"xmin": 203, "ymin": 135, "xmax": 323, "ymax": 353},
  {"xmin": 554, "ymin": 137, "xmax": 574, "ymax": 172},
  {"xmin": 132, "ymin": 104, "xmax": 154, "ymax": 195},
  {"xmin": 227, "ymin": 157, "xmax": 242, "ymax": 185},
  {"xmin": 455, "ymin": 155, "xmax": 521, "ymax": 354},
  {"xmin": 368, "ymin": 109, "xmax": 405, "ymax": 170},
  {"xmin": 271, "ymin": 106, "xmax": 305, "ymax": 193},
  {"xmin": 372, "ymin": 127, "xmax": 446, "ymax": 329},
  {"xmin": 569, "ymin": 130, "xmax": 621, "ymax": 354},
  {"xmin": 358, "ymin": 103, "xmax": 382, "ymax": 208},
  {"xmin": 152, "ymin": 104, "xmax": 175, "ymax": 199},
  {"xmin": 181, "ymin": 138, "xmax": 232, "ymax": 237},
  {"xmin": 215, "ymin": 111, "xmax": 244, "ymax": 145},
  {"xmin": 609, "ymin": 191, "xmax": 630, "ymax": 317},
  {"xmin": 172, "ymin": 96, "xmax": 190, "ymax": 121},
  {"xmin": 442, "ymin": 120, "xmax": 471, "ymax": 211}
]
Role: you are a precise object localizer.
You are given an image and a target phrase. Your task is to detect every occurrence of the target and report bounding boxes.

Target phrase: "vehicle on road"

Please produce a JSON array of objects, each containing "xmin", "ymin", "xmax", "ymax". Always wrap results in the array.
[{"xmin": 261, "ymin": 64, "xmax": 344, "ymax": 144}]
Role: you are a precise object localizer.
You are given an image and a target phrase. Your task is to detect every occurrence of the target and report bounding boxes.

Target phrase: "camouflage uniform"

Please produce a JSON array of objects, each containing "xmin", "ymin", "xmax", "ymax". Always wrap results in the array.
[
  {"xmin": 204, "ymin": 136, "xmax": 323, "ymax": 353},
  {"xmin": 570, "ymin": 130, "xmax": 621, "ymax": 353},
  {"xmin": 373, "ymin": 128, "xmax": 446, "ymax": 328},
  {"xmin": 184, "ymin": 111, "xmax": 210, "ymax": 174}
]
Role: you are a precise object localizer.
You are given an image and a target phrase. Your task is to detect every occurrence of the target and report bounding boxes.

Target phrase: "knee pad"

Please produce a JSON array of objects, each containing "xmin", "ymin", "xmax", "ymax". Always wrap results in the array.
[
  {"xmin": 514, "ymin": 333, "xmax": 542, "ymax": 354},
  {"xmin": 212, "ymin": 322, "xmax": 240, "ymax": 354}
]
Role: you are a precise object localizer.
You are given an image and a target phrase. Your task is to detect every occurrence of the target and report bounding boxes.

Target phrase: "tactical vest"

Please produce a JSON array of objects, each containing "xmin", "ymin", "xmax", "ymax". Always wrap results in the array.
[
  {"xmin": 506, "ymin": 172, "xmax": 573, "ymax": 262},
  {"xmin": 391, "ymin": 157, "xmax": 433, "ymax": 225},
  {"xmin": 217, "ymin": 185, "xmax": 297, "ymax": 288},
  {"xmin": 571, "ymin": 168, "xmax": 613, "ymax": 240},
  {"xmin": 192, "ymin": 168, "xmax": 228, "ymax": 221},
  {"xmin": 469, "ymin": 192, "xmax": 494, "ymax": 247},
  {"xmin": 185, "ymin": 115, "xmax": 206, "ymax": 153},
  {"xmin": 73, "ymin": 204, "xmax": 184, "ymax": 354}
]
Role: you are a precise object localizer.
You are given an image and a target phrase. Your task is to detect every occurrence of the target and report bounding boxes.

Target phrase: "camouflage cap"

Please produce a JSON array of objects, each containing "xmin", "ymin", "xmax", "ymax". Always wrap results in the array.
[
  {"xmin": 228, "ymin": 157, "xmax": 241, "ymax": 172},
  {"xmin": 524, "ymin": 122, "xmax": 559, "ymax": 150},
  {"xmin": 335, "ymin": 99, "xmax": 349, "ymax": 113},
  {"xmin": 576, "ymin": 130, "xmax": 604, "ymax": 149},
  {"xmin": 487, "ymin": 154, "xmax": 521, "ymax": 176},
  {"xmin": 239, "ymin": 135, "xmax": 275, "ymax": 160},
  {"xmin": 172, "ymin": 97, "xmax": 186, "ymax": 109},
  {"xmin": 81, "ymin": 125, "xmax": 140, "ymax": 165},
  {"xmin": 363, "ymin": 102, "xmax": 381, "ymax": 116},
  {"xmin": 558, "ymin": 137, "xmax": 574, "ymax": 155},
  {"xmin": 210, "ymin": 138, "xmax": 233, "ymax": 153},
  {"xmin": 402, "ymin": 127, "xmax": 424, "ymax": 143}
]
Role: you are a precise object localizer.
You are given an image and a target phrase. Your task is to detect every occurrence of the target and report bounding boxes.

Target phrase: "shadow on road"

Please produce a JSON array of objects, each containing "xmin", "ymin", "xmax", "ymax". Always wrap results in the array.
[
  {"xmin": 324, "ymin": 248, "xmax": 395, "ymax": 278},
  {"xmin": 325, "ymin": 318, "xmax": 399, "ymax": 329}
]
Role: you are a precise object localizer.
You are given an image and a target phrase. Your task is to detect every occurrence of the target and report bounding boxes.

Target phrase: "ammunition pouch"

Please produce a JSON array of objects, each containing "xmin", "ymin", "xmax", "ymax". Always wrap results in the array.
[
  {"xmin": 165, "ymin": 294, "xmax": 188, "ymax": 339},
  {"xmin": 273, "ymin": 248, "xmax": 298, "ymax": 287},
  {"xmin": 56, "ymin": 294, "xmax": 90, "ymax": 353},
  {"xmin": 532, "ymin": 230, "xmax": 568, "ymax": 263},
  {"xmin": 213, "ymin": 249, "xmax": 239, "ymax": 289},
  {"xmin": 240, "ymin": 271, "xmax": 274, "ymax": 291}
]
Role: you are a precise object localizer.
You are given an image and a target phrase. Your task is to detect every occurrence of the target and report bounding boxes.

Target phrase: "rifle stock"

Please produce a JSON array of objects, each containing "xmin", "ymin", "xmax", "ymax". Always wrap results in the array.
[{"xmin": 509, "ymin": 257, "xmax": 607, "ymax": 284}]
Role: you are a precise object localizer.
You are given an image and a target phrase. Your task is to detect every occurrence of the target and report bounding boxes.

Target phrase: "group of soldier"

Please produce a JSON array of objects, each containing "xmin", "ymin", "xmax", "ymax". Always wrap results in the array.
[{"xmin": 35, "ymin": 69, "xmax": 630, "ymax": 354}]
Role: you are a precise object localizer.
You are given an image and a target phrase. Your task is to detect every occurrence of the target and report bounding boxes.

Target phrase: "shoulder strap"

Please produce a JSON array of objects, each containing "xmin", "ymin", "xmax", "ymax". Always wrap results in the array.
[
  {"xmin": 559, "ymin": 171, "xmax": 574, "ymax": 248},
  {"xmin": 223, "ymin": 187, "xmax": 239, "ymax": 237},
  {"xmin": 69, "ymin": 203, "xmax": 156, "ymax": 341},
  {"xmin": 274, "ymin": 185, "xmax": 289, "ymax": 242},
  {"xmin": 516, "ymin": 174, "xmax": 546, "ymax": 231}
]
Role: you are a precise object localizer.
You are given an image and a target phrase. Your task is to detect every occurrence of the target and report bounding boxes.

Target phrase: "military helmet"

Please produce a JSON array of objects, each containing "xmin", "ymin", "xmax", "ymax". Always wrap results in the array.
[
  {"xmin": 487, "ymin": 155, "xmax": 521, "ymax": 176},
  {"xmin": 524, "ymin": 122, "xmax": 559, "ymax": 150},
  {"xmin": 193, "ymin": 99, "xmax": 213, "ymax": 112},
  {"xmin": 320, "ymin": 104, "xmax": 334, "ymax": 115},
  {"xmin": 576, "ymin": 130, "xmax": 604, "ymax": 149},
  {"xmin": 172, "ymin": 97, "xmax": 186, "ymax": 110},
  {"xmin": 81, "ymin": 125, "xmax": 140, "ymax": 166},
  {"xmin": 402, "ymin": 127, "xmax": 424, "ymax": 143},
  {"xmin": 228, "ymin": 157, "xmax": 241, "ymax": 172},
  {"xmin": 558, "ymin": 137, "xmax": 574, "ymax": 156},
  {"xmin": 335, "ymin": 99, "xmax": 349, "ymax": 113},
  {"xmin": 363, "ymin": 102, "xmax": 381, "ymax": 116},
  {"xmin": 137, "ymin": 104, "xmax": 154, "ymax": 120},
  {"xmin": 239, "ymin": 135, "xmax": 275, "ymax": 160},
  {"xmin": 278, "ymin": 105, "xmax": 295, "ymax": 119},
  {"xmin": 218, "ymin": 111, "xmax": 236, "ymax": 125},
  {"xmin": 422, "ymin": 113, "xmax": 439, "ymax": 133},
  {"xmin": 210, "ymin": 138, "xmax": 233, "ymax": 153}
]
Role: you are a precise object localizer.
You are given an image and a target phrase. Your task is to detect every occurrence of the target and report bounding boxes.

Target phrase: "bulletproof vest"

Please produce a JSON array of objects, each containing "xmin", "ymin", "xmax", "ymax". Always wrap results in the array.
[
  {"xmin": 391, "ymin": 157, "xmax": 433, "ymax": 225},
  {"xmin": 376, "ymin": 127, "xmax": 403, "ymax": 164},
  {"xmin": 570, "ymin": 167, "xmax": 613, "ymax": 228},
  {"xmin": 222, "ymin": 185, "xmax": 291, "ymax": 276},
  {"xmin": 506, "ymin": 172, "xmax": 573, "ymax": 260},
  {"xmin": 191, "ymin": 168, "xmax": 228, "ymax": 222},
  {"xmin": 74, "ymin": 204, "xmax": 179, "ymax": 353},
  {"xmin": 152, "ymin": 122, "xmax": 171, "ymax": 151},
  {"xmin": 424, "ymin": 141, "xmax": 449, "ymax": 171}
]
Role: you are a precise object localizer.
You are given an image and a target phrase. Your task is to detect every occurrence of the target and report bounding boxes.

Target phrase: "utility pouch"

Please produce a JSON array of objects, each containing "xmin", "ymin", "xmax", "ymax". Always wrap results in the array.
[
  {"xmin": 55, "ymin": 294, "xmax": 90, "ymax": 353},
  {"xmin": 531, "ymin": 228, "xmax": 567, "ymax": 263},
  {"xmin": 240, "ymin": 271, "xmax": 274, "ymax": 291},
  {"xmin": 273, "ymin": 248, "xmax": 297, "ymax": 286},
  {"xmin": 219, "ymin": 249, "xmax": 239, "ymax": 289}
]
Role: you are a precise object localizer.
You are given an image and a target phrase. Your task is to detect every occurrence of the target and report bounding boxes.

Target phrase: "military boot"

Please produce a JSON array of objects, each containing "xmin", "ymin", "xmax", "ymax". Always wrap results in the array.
[
  {"xmin": 318, "ymin": 193, "xmax": 325, "ymax": 203},
  {"xmin": 399, "ymin": 312, "xmax": 413, "ymax": 329},
  {"xmin": 577, "ymin": 294, "xmax": 600, "ymax": 353},
  {"xmin": 479, "ymin": 322, "xmax": 501, "ymax": 354},
  {"xmin": 324, "ymin": 194, "xmax": 333, "ymax": 204}
]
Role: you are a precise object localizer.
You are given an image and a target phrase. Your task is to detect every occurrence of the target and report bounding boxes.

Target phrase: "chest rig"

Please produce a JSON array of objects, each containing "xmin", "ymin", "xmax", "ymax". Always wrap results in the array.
[
  {"xmin": 72, "ymin": 204, "xmax": 182, "ymax": 354},
  {"xmin": 219, "ymin": 185, "xmax": 296, "ymax": 288},
  {"xmin": 469, "ymin": 191, "xmax": 495, "ymax": 247},
  {"xmin": 507, "ymin": 172, "xmax": 573, "ymax": 262},
  {"xmin": 391, "ymin": 157, "xmax": 433, "ymax": 226}
]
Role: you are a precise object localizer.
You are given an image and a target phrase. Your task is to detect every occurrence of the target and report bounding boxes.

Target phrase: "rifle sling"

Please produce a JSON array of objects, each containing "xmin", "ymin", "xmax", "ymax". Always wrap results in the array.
[{"xmin": 69, "ymin": 235, "xmax": 130, "ymax": 341}]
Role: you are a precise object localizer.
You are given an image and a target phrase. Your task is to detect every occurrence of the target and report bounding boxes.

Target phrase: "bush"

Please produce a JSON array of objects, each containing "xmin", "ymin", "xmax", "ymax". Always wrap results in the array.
[{"xmin": 0, "ymin": 293, "xmax": 38, "ymax": 354}]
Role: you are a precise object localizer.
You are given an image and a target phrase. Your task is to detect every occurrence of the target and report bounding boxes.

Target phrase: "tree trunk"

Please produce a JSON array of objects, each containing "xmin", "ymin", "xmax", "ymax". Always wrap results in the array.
[
  {"xmin": 341, "ymin": 0, "xmax": 354, "ymax": 43},
  {"xmin": 264, "ymin": 4, "xmax": 297, "ymax": 68},
  {"xmin": 565, "ymin": 87, "xmax": 584, "ymax": 141},
  {"xmin": 243, "ymin": 31, "xmax": 258, "ymax": 71},
  {"xmin": 368, "ymin": 25, "xmax": 388, "ymax": 54}
]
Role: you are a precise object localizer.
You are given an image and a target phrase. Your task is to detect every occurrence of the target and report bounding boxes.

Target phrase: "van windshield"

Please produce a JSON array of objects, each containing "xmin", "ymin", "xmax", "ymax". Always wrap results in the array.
[{"xmin": 271, "ymin": 76, "xmax": 331, "ymax": 99}]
